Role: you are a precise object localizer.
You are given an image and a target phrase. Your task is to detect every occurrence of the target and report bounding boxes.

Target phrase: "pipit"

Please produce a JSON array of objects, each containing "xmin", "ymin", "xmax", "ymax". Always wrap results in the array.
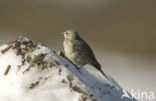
[{"xmin": 62, "ymin": 29, "xmax": 108, "ymax": 79}]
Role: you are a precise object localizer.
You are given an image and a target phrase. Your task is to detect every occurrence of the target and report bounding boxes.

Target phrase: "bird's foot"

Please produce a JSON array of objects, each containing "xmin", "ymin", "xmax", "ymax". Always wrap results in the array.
[{"xmin": 76, "ymin": 66, "xmax": 81, "ymax": 70}]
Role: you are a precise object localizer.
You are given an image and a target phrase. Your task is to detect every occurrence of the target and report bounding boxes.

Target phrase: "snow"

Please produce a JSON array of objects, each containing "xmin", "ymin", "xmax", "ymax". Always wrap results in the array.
[{"xmin": 0, "ymin": 36, "xmax": 137, "ymax": 101}]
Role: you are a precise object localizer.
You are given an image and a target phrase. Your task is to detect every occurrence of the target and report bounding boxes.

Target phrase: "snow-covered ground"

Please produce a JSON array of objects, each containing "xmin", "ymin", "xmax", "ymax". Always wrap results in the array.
[{"xmin": 0, "ymin": 36, "xmax": 136, "ymax": 101}]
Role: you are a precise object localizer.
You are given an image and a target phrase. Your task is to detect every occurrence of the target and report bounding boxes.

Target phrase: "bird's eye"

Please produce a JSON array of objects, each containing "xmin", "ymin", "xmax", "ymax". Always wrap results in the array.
[{"xmin": 66, "ymin": 32, "xmax": 68, "ymax": 34}]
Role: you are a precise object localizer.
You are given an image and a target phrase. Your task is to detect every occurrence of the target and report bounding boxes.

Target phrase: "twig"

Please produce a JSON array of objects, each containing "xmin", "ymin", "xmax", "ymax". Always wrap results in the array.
[
  {"xmin": 1, "ymin": 45, "xmax": 12, "ymax": 54},
  {"xmin": 4, "ymin": 65, "xmax": 11, "ymax": 75}
]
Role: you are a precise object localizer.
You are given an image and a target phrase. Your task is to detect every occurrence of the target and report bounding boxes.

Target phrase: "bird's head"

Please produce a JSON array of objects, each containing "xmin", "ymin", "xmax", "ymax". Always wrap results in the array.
[{"xmin": 62, "ymin": 30, "xmax": 80, "ymax": 40}]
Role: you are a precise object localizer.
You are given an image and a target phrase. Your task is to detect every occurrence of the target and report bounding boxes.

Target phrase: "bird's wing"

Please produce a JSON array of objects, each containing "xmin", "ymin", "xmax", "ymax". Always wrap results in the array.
[{"xmin": 72, "ymin": 39, "xmax": 98, "ymax": 62}]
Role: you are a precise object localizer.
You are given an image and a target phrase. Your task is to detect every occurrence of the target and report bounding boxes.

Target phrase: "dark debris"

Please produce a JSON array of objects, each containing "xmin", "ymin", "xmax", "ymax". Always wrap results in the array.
[
  {"xmin": 8, "ymin": 36, "xmax": 59, "ymax": 73},
  {"xmin": 4, "ymin": 65, "xmax": 11, "ymax": 76},
  {"xmin": 67, "ymin": 75, "xmax": 73, "ymax": 88},
  {"xmin": 29, "ymin": 81, "xmax": 40, "ymax": 89},
  {"xmin": 58, "ymin": 66, "xmax": 62, "ymax": 75},
  {"xmin": 61, "ymin": 79, "xmax": 67, "ymax": 84},
  {"xmin": 1, "ymin": 45, "xmax": 12, "ymax": 54},
  {"xmin": 78, "ymin": 95, "xmax": 87, "ymax": 101},
  {"xmin": 72, "ymin": 85, "xmax": 86, "ymax": 95}
]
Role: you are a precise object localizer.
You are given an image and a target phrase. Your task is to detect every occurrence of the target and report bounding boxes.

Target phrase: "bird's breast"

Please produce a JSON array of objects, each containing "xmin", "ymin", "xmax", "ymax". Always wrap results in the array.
[{"xmin": 63, "ymin": 40, "xmax": 74, "ymax": 58}]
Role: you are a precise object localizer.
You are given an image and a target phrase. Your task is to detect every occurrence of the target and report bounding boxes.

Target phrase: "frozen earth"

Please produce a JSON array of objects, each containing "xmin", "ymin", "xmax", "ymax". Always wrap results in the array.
[{"xmin": 0, "ymin": 36, "xmax": 137, "ymax": 101}]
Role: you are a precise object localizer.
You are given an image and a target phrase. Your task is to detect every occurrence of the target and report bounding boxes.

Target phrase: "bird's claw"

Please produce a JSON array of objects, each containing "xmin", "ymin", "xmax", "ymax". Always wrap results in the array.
[{"xmin": 76, "ymin": 66, "xmax": 81, "ymax": 70}]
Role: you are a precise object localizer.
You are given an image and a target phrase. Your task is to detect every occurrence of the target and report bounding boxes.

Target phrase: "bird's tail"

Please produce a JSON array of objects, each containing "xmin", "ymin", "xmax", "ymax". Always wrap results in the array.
[
  {"xmin": 91, "ymin": 62, "xmax": 109, "ymax": 80},
  {"xmin": 99, "ymin": 69, "xmax": 109, "ymax": 80}
]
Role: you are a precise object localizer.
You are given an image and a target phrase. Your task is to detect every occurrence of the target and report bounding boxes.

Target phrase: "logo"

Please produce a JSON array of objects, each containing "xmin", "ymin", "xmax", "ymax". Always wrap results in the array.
[{"xmin": 122, "ymin": 89, "xmax": 155, "ymax": 100}]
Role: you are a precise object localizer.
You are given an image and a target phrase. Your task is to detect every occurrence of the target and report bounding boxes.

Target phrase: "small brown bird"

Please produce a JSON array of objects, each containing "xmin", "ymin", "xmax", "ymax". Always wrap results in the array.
[{"xmin": 62, "ymin": 29, "xmax": 108, "ymax": 79}]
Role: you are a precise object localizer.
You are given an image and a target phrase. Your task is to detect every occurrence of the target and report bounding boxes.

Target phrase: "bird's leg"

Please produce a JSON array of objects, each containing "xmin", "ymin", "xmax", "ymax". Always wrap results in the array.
[
  {"xmin": 58, "ymin": 51, "xmax": 75, "ymax": 65},
  {"xmin": 58, "ymin": 51, "xmax": 82, "ymax": 70},
  {"xmin": 58, "ymin": 51, "xmax": 66, "ymax": 58},
  {"xmin": 76, "ymin": 66, "xmax": 82, "ymax": 70}
]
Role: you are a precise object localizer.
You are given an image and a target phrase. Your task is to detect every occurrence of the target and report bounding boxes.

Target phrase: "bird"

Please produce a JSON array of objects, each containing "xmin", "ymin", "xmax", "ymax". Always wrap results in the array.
[{"xmin": 62, "ymin": 29, "xmax": 108, "ymax": 79}]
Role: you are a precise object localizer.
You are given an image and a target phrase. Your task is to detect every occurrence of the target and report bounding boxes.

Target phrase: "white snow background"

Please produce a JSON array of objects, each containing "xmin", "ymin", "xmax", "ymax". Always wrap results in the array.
[{"xmin": 0, "ymin": 36, "xmax": 137, "ymax": 101}]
